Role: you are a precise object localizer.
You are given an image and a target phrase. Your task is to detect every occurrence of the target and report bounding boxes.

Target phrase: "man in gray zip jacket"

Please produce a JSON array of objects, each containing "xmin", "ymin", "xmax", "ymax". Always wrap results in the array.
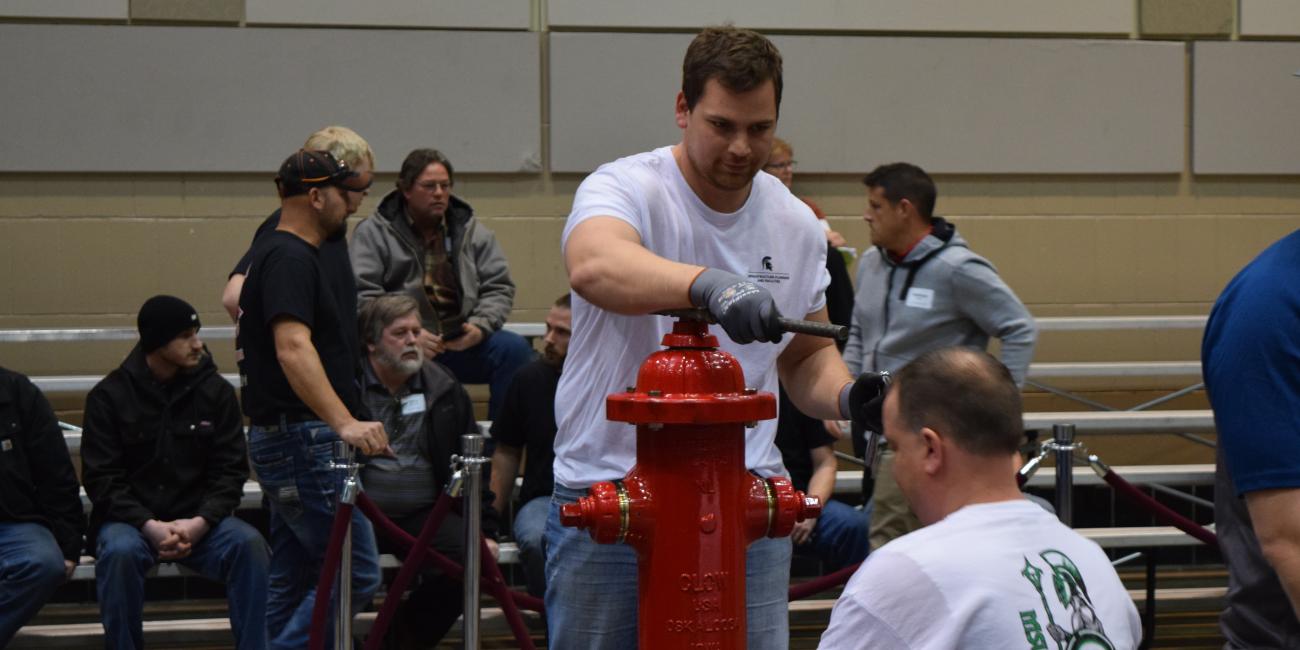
[
  {"xmin": 351, "ymin": 148, "xmax": 533, "ymax": 419},
  {"xmin": 844, "ymin": 162, "xmax": 1036, "ymax": 550}
]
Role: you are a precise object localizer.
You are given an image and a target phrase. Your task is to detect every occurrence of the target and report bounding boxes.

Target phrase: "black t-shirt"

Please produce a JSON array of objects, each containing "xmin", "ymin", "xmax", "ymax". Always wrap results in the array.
[
  {"xmin": 774, "ymin": 385, "xmax": 836, "ymax": 492},
  {"xmin": 233, "ymin": 210, "xmax": 361, "ymax": 385},
  {"xmin": 490, "ymin": 360, "xmax": 560, "ymax": 505},
  {"xmin": 237, "ymin": 230, "xmax": 361, "ymax": 423}
]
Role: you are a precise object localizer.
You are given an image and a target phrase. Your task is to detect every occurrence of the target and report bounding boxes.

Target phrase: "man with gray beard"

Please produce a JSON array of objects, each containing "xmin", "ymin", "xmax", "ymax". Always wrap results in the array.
[{"xmin": 357, "ymin": 293, "xmax": 499, "ymax": 649}]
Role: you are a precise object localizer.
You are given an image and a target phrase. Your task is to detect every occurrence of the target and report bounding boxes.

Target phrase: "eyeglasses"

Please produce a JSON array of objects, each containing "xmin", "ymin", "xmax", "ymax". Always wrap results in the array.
[
  {"xmin": 417, "ymin": 180, "xmax": 453, "ymax": 192},
  {"xmin": 764, "ymin": 160, "xmax": 796, "ymax": 171}
]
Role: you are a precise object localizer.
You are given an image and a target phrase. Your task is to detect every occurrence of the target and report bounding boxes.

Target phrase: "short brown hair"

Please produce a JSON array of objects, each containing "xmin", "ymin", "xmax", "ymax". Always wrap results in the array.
[
  {"xmin": 682, "ymin": 26, "xmax": 783, "ymax": 115},
  {"xmin": 894, "ymin": 347, "xmax": 1023, "ymax": 457},
  {"xmin": 863, "ymin": 162, "xmax": 936, "ymax": 220},
  {"xmin": 555, "ymin": 292, "xmax": 571, "ymax": 309},
  {"xmin": 359, "ymin": 293, "xmax": 420, "ymax": 348}
]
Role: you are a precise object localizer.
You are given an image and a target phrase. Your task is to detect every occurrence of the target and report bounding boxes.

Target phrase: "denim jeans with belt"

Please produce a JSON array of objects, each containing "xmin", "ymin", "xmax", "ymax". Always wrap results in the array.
[
  {"xmin": 544, "ymin": 484, "xmax": 793, "ymax": 649},
  {"xmin": 248, "ymin": 419, "xmax": 381, "ymax": 650}
]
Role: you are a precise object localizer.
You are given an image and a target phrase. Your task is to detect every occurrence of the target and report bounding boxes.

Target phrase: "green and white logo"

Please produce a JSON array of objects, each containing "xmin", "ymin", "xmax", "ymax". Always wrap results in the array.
[{"xmin": 1019, "ymin": 550, "xmax": 1116, "ymax": 650}]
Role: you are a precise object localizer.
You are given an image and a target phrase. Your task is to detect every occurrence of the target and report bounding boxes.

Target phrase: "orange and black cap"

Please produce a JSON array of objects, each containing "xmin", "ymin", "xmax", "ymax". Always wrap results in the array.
[{"xmin": 275, "ymin": 148, "xmax": 363, "ymax": 198}]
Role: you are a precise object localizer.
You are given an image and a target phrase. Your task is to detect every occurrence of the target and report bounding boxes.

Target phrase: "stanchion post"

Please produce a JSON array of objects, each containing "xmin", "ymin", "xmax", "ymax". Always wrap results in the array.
[
  {"xmin": 1053, "ymin": 424, "xmax": 1075, "ymax": 526},
  {"xmin": 333, "ymin": 441, "xmax": 361, "ymax": 650},
  {"xmin": 460, "ymin": 432, "xmax": 486, "ymax": 650}
]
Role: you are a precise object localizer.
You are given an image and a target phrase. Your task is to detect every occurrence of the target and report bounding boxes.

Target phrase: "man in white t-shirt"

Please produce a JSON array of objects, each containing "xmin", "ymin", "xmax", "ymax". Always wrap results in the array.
[
  {"xmin": 819, "ymin": 347, "xmax": 1142, "ymax": 649},
  {"xmin": 550, "ymin": 26, "xmax": 880, "ymax": 650}
]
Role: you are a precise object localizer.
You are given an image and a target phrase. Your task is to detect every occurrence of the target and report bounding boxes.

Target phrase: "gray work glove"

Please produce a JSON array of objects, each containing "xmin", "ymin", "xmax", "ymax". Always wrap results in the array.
[
  {"xmin": 843, "ymin": 371, "xmax": 891, "ymax": 435},
  {"xmin": 688, "ymin": 268, "xmax": 783, "ymax": 344}
]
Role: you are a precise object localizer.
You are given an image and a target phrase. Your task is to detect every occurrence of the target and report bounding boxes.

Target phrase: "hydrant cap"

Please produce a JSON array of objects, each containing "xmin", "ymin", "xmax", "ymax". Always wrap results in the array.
[{"xmin": 606, "ymin": 319, "xmax": 775, "ymax": 424}]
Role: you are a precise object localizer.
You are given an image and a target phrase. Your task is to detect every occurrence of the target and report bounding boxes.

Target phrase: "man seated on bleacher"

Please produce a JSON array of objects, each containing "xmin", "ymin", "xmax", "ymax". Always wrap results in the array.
[
  {"xmin": 0, "ymin": 367, "xmax": 85, "ymax": 646},
  {"xmin": 357, "ymin": 293, "xmax": 499, "ymax": 649},
  {"xmin": 81, "ymin": 295, "xmax": 269, "ymax": 650},
  {"xmin": 490, "ymin": 292, "xmax": 571, "ymax": 599},
  {"xmin": 351, "ymin": 148, "xmax": 533, "ymax": 419},
  {"xmin": 819, "ymin": 348, "xmax": 1140, "ymax": 649}
]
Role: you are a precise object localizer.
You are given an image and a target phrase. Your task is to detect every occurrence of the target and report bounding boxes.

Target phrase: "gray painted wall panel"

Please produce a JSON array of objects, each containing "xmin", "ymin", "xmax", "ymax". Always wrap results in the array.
[
  {"xmin": 246, "ymin": 0, "xmax": 530, "ymax": 30},
  {"xmin": 1193, "ymin": 42, "xmax": 1300, "ymax": 174},
  {"xmin": 548, "ymin": 0, "xmax": 1132, "ymax": 34},
  {"xmin": 1240, "ymin": 0, "xmax": 1300, "ymax": 37},
  {"xmin": 0, "ymin": 24, "xmax": 540, "ymax": 172},
  {"xmin": 551, "ymin": 33, "xmax": 1184, "ymax": 174},
  {"xmin": 0, "ymin": 0, "xmax": 126, "ymax": 20}
]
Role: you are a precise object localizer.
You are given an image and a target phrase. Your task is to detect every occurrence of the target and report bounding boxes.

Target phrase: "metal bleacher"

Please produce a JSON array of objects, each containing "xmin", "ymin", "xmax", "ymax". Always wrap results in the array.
[{"xmin": 4, "ymin": 314, "xmax": 1223, "ymax": 647}]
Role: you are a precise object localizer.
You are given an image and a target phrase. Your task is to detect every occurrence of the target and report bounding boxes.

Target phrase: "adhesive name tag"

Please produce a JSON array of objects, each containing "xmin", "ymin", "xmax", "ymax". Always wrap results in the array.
[
  {"xmin": 1, "ymin": 439, "xmax": 11, "ymax": 452},
  {"xmin": 905, "ymin": 287, "xmax": 935, "ymax": 310},
  {"xmin": 400, "ymin": 394, "xmax": 426, "ymax": 416}
]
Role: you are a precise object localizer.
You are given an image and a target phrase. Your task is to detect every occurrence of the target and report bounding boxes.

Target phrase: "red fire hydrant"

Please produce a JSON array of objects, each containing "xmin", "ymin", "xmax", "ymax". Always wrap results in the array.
[{"xmin": 561, "ymin": 317, "xmax": 821, "ymax": 649}]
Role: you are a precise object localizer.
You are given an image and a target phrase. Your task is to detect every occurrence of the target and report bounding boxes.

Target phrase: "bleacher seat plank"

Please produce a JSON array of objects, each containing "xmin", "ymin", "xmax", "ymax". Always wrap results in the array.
[{"xmin": 834, "ymin": 463, "xmax": 1213, "ymax": 493}]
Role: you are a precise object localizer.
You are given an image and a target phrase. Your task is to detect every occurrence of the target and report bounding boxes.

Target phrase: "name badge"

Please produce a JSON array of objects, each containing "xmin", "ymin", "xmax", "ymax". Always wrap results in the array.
[
  {"xmin": 905, "ymin": 287, "xmax": 935, "ymax": 310},
  {"xmin": 400, "ymin": 394, "xmax": 426, "ymax": 416},
  {"xmin": 1, "ymin": 439, "xmax": 11, "ymax": 452}
]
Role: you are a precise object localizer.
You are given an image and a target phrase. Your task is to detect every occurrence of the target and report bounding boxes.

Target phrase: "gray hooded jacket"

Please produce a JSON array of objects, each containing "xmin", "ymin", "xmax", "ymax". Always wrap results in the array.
[
  {"xmin": 843, "ymin": 218, "xmax": 1037, "ymax": 385},
  {"xmin": 351, "ymin": 190, "xmax": 516, "ymax": 335}
]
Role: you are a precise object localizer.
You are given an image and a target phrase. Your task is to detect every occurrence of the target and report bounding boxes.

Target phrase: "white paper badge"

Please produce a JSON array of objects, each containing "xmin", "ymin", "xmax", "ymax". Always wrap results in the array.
[
  {"xmin": 400, "ymin": 394, "xmax": 426, "ymax": 416},
  {"xmin": 905, "ymin": 287, "xmax": 935, "ymax": 310}
]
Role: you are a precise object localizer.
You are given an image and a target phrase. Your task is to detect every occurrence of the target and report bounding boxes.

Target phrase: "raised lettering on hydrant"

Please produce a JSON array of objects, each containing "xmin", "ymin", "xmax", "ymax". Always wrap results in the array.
[{"xmin": 560, "ymin": 318, "xmax": 821, "ymax": 649}]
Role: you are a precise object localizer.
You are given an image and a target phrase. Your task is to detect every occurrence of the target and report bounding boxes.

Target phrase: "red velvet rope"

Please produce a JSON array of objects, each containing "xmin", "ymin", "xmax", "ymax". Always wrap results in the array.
[
  {"xmin": 354, "ymin": 493, "xmax": 542, "ymax": 650},
  {"xmin": 362, "ymin": 495, "xmax": 454, "ymax": 650},
  {"xmin": 788, "ymin": 561, "xmax": 861, "ymax": 601},
  {"xmin": 308, "ymin": 500, "xmax": 355, "ymax": 650},
  {"xmin": 1100, "ymin": 468, "xmax": 1219, "ymax": 548}
]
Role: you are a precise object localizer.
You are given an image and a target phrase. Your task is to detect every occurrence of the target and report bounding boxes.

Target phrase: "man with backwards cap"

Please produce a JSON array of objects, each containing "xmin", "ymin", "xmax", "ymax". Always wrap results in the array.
[
  {"xmin": 82, "ymin": 295, "xmax": 269, "ymax": 650},
  {"xmin": 236, "ymin": 150, "xmax": 389, "ymax": 649},
  {"xmin": 221, "ymin": 125, "xmax": 375, "ymax": 324}
]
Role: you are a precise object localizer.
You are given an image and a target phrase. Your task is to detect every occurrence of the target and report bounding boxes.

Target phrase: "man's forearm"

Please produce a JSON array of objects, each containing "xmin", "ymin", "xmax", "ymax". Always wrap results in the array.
[
  {"xmin": 1247, "ymin": 488, "xmax": 1300, "ymax": 617},
  {"xmin": 277, "ymin": 335, "xmax": 353, "ymax": 430},
  {"xmin": 998, "ymin": 329, "xmax": 1037, "ymax": 388},
  {"xmin": 779, "ymin": 333, "xmax": 854, "ymax": 420},
  {"xmin": 807, "ymin": 458, "xmax": 837, "ymax": 504},
  {"xmin": 490, "ymin": 447, "xmax": 522, "ymax": 515},
  {"xmin": 566, "ymin": 218, "xmax": 703, "ymax": 315}
]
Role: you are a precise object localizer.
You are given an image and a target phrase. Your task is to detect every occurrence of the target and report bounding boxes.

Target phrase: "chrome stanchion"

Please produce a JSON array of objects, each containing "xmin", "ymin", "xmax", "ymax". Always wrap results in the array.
[
  {"xmin": 1052, "ymin": 424, "xmax": 1076, "ymax": 526},
  {"xmin": 457, "ymin": 432, "xmax": 487, "ymax": 650},
  {"xmin": 332, "ymin": 441, "xmax": 362, "ymax": 650}
]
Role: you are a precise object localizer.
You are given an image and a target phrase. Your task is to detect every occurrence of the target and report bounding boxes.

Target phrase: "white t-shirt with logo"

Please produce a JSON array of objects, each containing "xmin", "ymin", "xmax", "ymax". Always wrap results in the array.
[
  {"xmin": 554, "ymin": 146, "xmax": 829, "ymax": 488},
  {"xmin": 819, "ymin": 499, "xmax": 1142, "ymax": 650}
]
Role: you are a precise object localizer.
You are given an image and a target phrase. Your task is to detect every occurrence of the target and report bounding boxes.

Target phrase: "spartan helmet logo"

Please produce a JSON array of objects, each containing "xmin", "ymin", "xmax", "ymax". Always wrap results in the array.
[{"xmin": 761, "ymin": 256, "xmax": 773, "ymax": 271}]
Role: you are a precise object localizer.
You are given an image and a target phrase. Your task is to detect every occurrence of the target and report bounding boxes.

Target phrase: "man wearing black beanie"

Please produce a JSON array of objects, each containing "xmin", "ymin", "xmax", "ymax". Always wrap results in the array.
[{"xmin": 81, "ymin": 295, "xmax": 269, "ymax": 650}]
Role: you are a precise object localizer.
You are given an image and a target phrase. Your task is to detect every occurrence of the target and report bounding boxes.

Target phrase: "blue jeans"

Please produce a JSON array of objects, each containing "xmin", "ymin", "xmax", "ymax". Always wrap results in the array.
[
  {"xmin": 802, "ymin": 499, "xmax": 871, "ymax": 571},
  {"xmin": 438, "ymin": 329, "xmax": 534, "ymax": 419},
  {"xmin": 0, "ymin": 522, "xmax": 66, "ymax": 646},
  {"xmin": 95, "ymin": 518, "xmax": 269, "ymax": 650},
  {"xmin": 248, "ymin": 420, "xmax": 381, "ymax": 650},
  {"xmin": 512, "ymin": 495, "xmax": 549, "ymax": 598},
  {"xmin": 544, "ymin": 485, "xmax": 792, "ymax": 649}
]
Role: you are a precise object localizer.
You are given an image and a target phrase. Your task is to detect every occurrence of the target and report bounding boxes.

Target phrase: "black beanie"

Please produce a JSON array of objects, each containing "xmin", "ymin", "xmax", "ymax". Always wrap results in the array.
[{"xmin": 138, "ymin": 295, "xmax": 201, "ymax": 353}]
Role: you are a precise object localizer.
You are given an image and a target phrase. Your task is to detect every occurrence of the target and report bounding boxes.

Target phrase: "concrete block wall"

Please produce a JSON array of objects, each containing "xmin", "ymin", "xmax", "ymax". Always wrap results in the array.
[{"xmin": 2, "ymin": 0, "xmax": 1298, "ymax": 449}]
